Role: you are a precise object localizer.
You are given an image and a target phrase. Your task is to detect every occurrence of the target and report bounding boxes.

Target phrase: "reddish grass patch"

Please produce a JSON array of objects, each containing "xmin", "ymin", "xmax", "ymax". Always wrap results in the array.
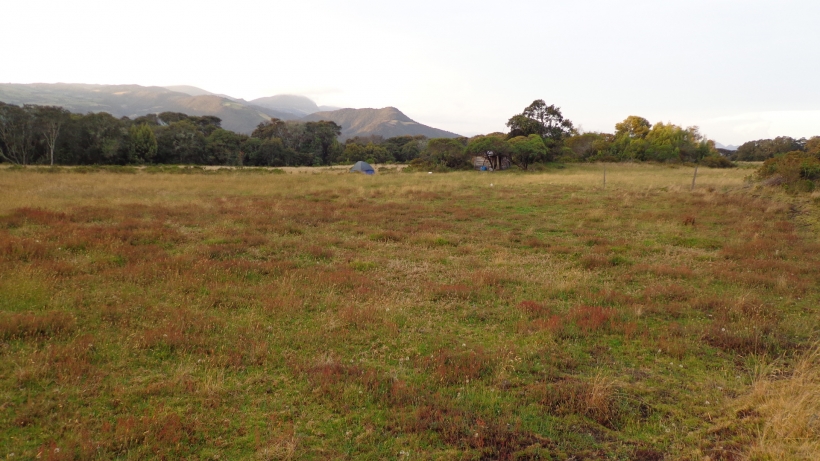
[
  {"xmin": 425, "ymin": 347, "xmax": 494, "ymax": 384},
  {"xmin": 644, "ymin": 283, "xmax": 690, "ymax": 303},
  {"xmin": 394, "ymin": 400, "xmax": 547, "ymax": 459},
  {"xmin": 432, "ymin": 283, "xmax": 476, "ymax": 301},
  {"xmin": 0, "ymin": 311, "xmax": 75, "ymax": 340},
  {"xmin": 570, "ymin": 305, "xmax": 617, "ymax": 334},
  {"xmin": 516, "ymin": 300, "xmax": 549, "ymax": 318},
  {"xmin": 338, "ymin": 305, "xmax": 382, "ymax": 329},
  {"xmin": 0, "ymin": 234, "xmax": 53, "ymax": 261}
]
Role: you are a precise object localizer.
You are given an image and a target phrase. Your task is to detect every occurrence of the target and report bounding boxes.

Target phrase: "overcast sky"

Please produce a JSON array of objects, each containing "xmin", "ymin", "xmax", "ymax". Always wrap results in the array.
[{"xmin": 3, "ymin": 0, "xmax": 819, "ymax": 145}]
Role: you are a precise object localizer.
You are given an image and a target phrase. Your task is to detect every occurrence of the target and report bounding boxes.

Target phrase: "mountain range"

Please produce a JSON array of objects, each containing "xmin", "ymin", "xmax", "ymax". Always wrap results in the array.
[{"xmin": 0, "ymin": 83, "xmax": 460, "ymax": 140}]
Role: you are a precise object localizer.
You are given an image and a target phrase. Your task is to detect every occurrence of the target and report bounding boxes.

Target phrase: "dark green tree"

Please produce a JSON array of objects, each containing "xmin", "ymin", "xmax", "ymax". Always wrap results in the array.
[
  {"xmin": 507, "ymin": 100, "xmax": 575, "ymax": 142},
  {"xmin": 73, "ymin": 112, "xmax": 126, "ymax": 164},
  {"xmin": 733, "ymin": 136, "xmax": 804, "ymax": 161},
  {"xmin": 155, "ymin": 120, "xmax": 207, "ymax": 164},
  {"xmin": 206, "ymin": 129, "xmax": 246, "ymax": 165},
  {"xmin": 0, "ymin": 103, "xmax": 38, "ymax": 165},
  {"xmin": 127, "ymin": 123, "xmax": 158, "ymax": 164},
  {"xmin": 304, "ymin": 121, "xmax": 342, "ymax": 165}
]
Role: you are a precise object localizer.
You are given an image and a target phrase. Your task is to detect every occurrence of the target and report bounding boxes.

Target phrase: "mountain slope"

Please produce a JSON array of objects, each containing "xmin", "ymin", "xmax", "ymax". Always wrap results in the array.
[
  {"xmin": 250, "ymin": 94, "xmax": 319, "ymax": 117},
  {"xmin": 302, "ymin": 107, "xmax": 461, "ymax": 140},
  {"xmin": 0, "ymin": 83, "xmax": 297, "ymax": 133},
  {"xmin": 0, "ymin": 84, "xmax": 460, "ymax": 138}
]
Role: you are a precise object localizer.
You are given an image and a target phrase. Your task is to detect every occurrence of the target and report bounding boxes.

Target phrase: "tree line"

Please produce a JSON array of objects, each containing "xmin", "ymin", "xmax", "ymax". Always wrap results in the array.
[
  {"xmin": 6, "ymin": 99, "xmax": 814, "ymax": 170},
  {"xmin": 0, "ymin": 102, "xmax": 351, "ymax": 166},
  {"xmin": 405, "ymin": 101, "xmax": 727, "ymax": 171}
]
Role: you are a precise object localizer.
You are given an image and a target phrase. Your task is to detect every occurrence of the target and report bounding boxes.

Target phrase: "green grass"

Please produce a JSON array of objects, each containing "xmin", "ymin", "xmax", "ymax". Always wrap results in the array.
[{"xmin": 0, "ymin": 165, "xmax": 818, "ymax": 459}]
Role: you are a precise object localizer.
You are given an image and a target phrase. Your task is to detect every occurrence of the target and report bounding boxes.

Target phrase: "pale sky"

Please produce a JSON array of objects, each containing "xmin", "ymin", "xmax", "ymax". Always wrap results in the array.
[{"xmin": 3, "ymin": 0, "xmax": 819, "ymax": 145}]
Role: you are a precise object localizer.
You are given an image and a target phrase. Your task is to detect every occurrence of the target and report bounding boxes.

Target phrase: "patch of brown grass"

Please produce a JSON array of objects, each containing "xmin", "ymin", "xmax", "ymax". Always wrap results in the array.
[{"xmin": 0, "ymin": 311, "xmax": 75, "ymax": 340}]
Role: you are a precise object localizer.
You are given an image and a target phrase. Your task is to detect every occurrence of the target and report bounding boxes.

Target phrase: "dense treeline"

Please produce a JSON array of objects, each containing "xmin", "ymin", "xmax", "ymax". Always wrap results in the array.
[
  {"xmin": 407, "ymin": 101, "xmax": 728, "ymax": 171},
  {"xmin": 730, "ymin": 136, "xmax": 820, "ymax": 162},
  {"xmin": 0, "ymin": 102, "xmax": 351, "ymax": 166},
  {"xmin": 4, "ymin": 100, "xmax": 816, "ymax": 172},
  {"xmin": 0, "ymin": 101, "xmax": 434, "ymax": 167}
]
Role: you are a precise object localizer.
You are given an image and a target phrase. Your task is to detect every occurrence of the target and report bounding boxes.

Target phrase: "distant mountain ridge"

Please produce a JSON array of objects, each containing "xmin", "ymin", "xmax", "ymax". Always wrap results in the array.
[
  {"xmin": 303, "ymin": 107, "xmax": 460, "ymax": 140},
  {"xmin": 714, "ymin": 142, "xmax": 739, "ymax": 151},
  {"xmin": 0, "ymin": 83, "xmax": 460, "ymax": 139}
]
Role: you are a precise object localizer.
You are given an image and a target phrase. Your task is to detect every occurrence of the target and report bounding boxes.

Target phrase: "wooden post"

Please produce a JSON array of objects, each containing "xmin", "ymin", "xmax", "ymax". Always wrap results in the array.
[
  {"xmin": 603, "ymin": 163, "xmax": 606, "ymax": 189},
  {"xmin": 691, "ymin": 163, "xmax": 699, "ymax": 191}
]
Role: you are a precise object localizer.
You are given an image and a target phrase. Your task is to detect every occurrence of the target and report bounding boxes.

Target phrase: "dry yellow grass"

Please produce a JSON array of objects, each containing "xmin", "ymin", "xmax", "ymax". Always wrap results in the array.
[
  {"xmin": 0, "ymin": 163, "xmax": 752, "ymax": 214},
  {"xmin": 730, "ymin": 346, "xmax": 820, "ymax": 460}
]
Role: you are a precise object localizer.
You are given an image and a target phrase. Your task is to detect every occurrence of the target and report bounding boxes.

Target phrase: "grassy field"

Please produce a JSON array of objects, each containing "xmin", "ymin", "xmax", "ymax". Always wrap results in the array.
[{"xmin": 1, "ymin": 164, "xmax": 818, "ymax": 460}]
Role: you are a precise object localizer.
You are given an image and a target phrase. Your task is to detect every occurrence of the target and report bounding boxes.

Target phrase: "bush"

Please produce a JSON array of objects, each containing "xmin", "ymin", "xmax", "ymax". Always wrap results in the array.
[
  {"xmin": 757, "ymin": 151, "xmax": 820, "ymax": 192},
  {"xmin": 700, "ymin": 155, "xmax": 735, "ymax": 168}
]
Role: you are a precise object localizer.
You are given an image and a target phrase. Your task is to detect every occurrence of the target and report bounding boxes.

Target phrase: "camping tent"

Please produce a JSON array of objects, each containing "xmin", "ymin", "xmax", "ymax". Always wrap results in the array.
[{"xmin": 350, "ymin": 161, "xmax": 375, "ymax": 175}]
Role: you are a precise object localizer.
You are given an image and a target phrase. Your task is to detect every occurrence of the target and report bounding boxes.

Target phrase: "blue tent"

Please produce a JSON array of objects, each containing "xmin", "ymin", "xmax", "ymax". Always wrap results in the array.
[{"xmin": 350, "ymin": 161, "xmax": 375, "ymax": 175}]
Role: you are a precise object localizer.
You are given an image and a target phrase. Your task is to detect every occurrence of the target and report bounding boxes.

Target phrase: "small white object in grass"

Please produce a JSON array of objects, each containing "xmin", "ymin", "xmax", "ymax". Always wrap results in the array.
[
  {"xmin": 490, "ymin": 183, "xmax": 494, "ymax": 187},
  {"xmin": 428, "ymin": 172, "xmax": 432, "ymax": 174}
]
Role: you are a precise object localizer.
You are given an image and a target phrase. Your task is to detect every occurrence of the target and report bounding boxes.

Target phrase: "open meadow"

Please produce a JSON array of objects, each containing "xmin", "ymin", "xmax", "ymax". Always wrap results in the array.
[{"xmin": 1, "ymin": 164, "xmax": 819, "ymax": 460}]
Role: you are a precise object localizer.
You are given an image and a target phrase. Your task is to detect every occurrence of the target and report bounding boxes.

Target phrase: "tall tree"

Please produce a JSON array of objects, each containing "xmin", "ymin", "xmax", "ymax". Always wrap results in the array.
[
  {"xmin": 127, "ymin": 123, "xmax": 158, "ymax": 164},
  {"xmin": 73, "ymin": 112, "xmax": 126, "ymax": 164},
  {"xmin": 614, "ymin": 116, "xmax": 651, "ymax": 140},
  {"xmin": 155, "ymin": 120, "xmax": 207, "ymax": 164},
  {"xmin": 0, "ymin": 103, "xmax": 38, "ymax": 165},
  {"xmin": 304, "ymin": 121, "xmax": 342, "ymax": 165},
  {"xmin": 206, "ymin": 129, "xmax": 246, "ymax": 165},
  {"xmin": 507, "ymin": 100, "xmax": 574, "ymax": 142},
  {"xmin": 33, "ymin": 106, "xmax": 70, "ymax": 166}
]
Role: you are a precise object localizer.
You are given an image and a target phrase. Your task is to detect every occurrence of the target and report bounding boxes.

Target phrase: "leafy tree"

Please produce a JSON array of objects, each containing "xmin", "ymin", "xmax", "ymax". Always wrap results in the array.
[
  {"xmin": 508, "ymin": 134, "xmax": 548, "ymax": 170},
  {"xmin": 304, "ymin": 121, "xmax": 342, "ymax": 165},
  {"xmin": 614, "ymin": 116, "xmax": 651, "ymax": 140},
  {"xmin": 243, "ymin": 137, "xmax": 295, "ymax": 166},
  {"xmin": 252, "ymin": 118, "xmax": 289, "ymax": 140},
  {"xmin": 733, "ymin": 136, "xmax": 803, "ymax": 161},
  {"xmin": 73, "ymin": 112, "xmax": 126, "ymax": 164},
  {"xmin": 127, "ymin": 123, "xmax": 158, "ymax": 164},
  {"xmin": 33, "ymin": 106, "xmax": 70, "ymax": 165},
  {"xmin": 805, "ymin": 136, "xmax": 820, "ymax": 157},
  {"xmin": 465, "ymin": 135, "xmax": 511, "ymax": 170},
  {"xmin": 564, "ymin": 132, "xmax": 614, "ymax": 161},
  {"xmin": 206, "ymin": 129, "xmax": 245, "ymax": 165},
  {"xmin": 155, "ymin": 120, "xmax": 207, "ymax": 164},
  {"xmin": 609, "ymin": 116, "xmax": 715, "ymax": 163},
  {"xmin": 416, "ymin": 138, "xmax": 471, "ymax": 170},
  {"xmin": 0, "ymin": 103, "xmax": 38, "ymax": 165},
  {"xmin": 507, "ymin": 100, "xmax": 574, "ymax": 142},
  {"xmin": 382, "ymin": 135, "xmax": 426, "ymax": 163},
  {"xmin": 342, "ymin": 143, "xmax": 393, "ymax": 164}
]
